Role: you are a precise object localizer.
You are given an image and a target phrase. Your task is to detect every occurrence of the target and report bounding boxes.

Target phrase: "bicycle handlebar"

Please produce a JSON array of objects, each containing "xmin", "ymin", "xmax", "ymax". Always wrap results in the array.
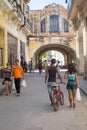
[{"xmin": 57, "ymin": 82, "xmax": 66, "ymax": 85}]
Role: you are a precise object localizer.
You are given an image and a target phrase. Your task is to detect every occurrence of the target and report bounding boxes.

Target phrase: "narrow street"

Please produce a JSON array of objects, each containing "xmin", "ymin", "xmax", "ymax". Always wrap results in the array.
[{"xmin": 0, "ymin": 71, "xmax": 87, "ymax": 130}]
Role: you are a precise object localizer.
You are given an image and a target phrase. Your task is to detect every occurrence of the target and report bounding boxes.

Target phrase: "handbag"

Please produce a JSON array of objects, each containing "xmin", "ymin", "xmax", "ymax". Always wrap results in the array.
[
  {"xmin": 21, "ymin": 79, "xmax": 27, "ymax": 87},
  {"xmin": 11, "ymin": 77, "xmax": 15, "ymax": 90},
  {"xmin": 76, "ymin": 88, "xmax": 81, "ymax": 101}
]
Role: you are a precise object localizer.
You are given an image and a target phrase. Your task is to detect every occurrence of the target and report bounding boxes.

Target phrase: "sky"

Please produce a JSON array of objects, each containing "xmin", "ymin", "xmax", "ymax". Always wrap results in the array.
[{"xmin": 29, "ymin": 0, "xmax": 68, "ymax": 10}]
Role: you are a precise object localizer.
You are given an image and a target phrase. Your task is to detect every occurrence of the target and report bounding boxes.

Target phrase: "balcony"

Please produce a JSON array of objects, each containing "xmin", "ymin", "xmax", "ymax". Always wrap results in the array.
[
  {"xmin": 20, "ymin": 16, "xmax": 32, "ymax": 34},
  {"xmin": 68, "ymin": 0, "xmax": 84, "ymax": 19},
  {"xmin": 5, "ymin": 0, "xmax": 31, "ymax": 35},
  {"xmin": 8, "ymin": 0, "xmax": 24, "ymax": 25}
]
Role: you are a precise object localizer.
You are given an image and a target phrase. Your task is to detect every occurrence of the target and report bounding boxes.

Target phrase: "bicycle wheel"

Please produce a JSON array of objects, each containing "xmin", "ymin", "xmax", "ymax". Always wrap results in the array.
[
  {"xmin": 52, "ymin": 94, "xmax": 58, "ymax": 111},
  {"xmin": 59, "ymin": 92, "xmax": 64, "ymax": 105}
]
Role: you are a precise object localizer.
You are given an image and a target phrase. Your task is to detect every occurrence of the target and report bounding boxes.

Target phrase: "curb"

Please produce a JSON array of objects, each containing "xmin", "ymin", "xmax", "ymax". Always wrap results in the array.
[{"xmin": 80, "ymin": 88, "xmax": 87, "ymax": 96}]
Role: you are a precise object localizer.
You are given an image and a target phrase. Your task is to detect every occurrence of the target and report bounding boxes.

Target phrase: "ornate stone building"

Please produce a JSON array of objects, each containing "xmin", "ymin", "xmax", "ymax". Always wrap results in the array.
[
  {"xmin": 68, "ymin": 0, "xmax": 87, "ymax": 79},
  {"xmin": 0, "ymin": 0, "xmax": 31, "ymax": 77},
  {"xmin": 28, "ymin": 3, "xmax": 77, "ymax": 67}
]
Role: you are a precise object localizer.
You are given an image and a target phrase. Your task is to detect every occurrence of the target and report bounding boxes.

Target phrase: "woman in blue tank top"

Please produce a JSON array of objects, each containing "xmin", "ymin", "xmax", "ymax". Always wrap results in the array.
[{"xmin": 64, "ymin": 63, "xmax": 80, "ymax": 108}]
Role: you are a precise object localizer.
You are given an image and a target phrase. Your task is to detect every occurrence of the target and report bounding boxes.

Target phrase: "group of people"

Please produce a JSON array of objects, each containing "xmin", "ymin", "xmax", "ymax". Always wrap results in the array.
[
  {"xmin": 3, "ymin": 59, "xmax": 24, "ymax": 96},
  {"xmin": 45, "ymin": 58, "xmax": 80, "ymax": 108},
  {"xmin": 3, "ymin": 58, "xmax": 80, "ymax": 108}
]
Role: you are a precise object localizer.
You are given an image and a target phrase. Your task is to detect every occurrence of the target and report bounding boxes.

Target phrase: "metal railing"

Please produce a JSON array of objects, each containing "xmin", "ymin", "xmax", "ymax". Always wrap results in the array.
[{"xmin": 8, "ymin": 0, "xmax": 31, "ymax": 32}]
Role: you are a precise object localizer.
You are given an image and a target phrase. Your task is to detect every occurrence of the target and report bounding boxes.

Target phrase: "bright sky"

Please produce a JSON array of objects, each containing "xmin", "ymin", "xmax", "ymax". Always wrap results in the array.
[{"xmin": 29, "ymin": 0, "xmax": 68, "ymax": 10}]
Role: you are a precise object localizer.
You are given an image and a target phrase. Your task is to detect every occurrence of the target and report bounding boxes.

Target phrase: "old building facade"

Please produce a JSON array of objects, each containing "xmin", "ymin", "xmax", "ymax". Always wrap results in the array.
[
  {"xmin": 0, "ymin": 0, "xmax": 31, "ymax": 77},
  {"xmin": 28, "ymin": 3, "xmax": 77, "ymax": 67},
  {"xmin": 68, "ymin": 0, "xmax": 87, "ymax": 79}
]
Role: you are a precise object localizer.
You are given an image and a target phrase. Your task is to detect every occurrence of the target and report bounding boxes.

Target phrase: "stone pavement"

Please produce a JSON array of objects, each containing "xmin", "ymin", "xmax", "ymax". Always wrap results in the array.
[
  {"xmin": 0, "ymin": 73, "xmax": 87, "ymax": 95},
  {"xmin": 78, "ymin": 76, "xmax": 87, "ymax": 95}
]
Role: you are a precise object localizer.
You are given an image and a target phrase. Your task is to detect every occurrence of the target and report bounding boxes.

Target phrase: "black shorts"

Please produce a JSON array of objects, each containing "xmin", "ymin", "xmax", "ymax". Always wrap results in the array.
[{"xmin": 4, "ymin": 77, "xmax": 11, "ymax": 81}]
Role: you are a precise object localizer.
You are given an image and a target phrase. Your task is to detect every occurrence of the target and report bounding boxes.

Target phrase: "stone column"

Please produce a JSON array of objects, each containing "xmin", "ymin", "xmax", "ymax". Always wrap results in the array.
[
  {"xmin": 47, "ymin": 13, "xmax": 50, "ymax": 33},
  {"xmin": 77, "ymin": 27, "xmax": 84, "ymax": 75},
  {"xmin": 67, "ymin": 54, "xmax": 72, "ymax": 64},
  {"xmin": 17, "ymin": 38, "xmax": 21, "ymax": 62},
  {"xmin": 4, "ymin": 29, "xmax": 8, "ymax": 66},
  {"xmin": 64, "ymin": 54, "xmax": 67, "ymax": 66},
  {"xmin": 83, "ymin": 25, "xmax": 87, "ymax": 79},
  {"xmin": 75, "ymin": 31, "xmax": 79, "ymax": 59},
  {"xmin": 25, "ymin": 42, "xmax": 29, "ymax": 62},
  {"xmin": 75, "ymin": 31, "xmax": 80, "ymax": 72}
]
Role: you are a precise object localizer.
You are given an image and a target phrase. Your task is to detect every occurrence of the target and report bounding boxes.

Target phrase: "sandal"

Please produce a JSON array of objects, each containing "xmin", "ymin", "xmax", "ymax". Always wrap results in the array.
[
  {"xmin": 69, "ymin": 105, "xmax": 72, "ymax": 108},
  {"xmin": 9, "ymin": 90, "xmax": 12, "ymax": 94},
  {"xmin": 6, "ymin": 93, "xmax": 8, "ymax": 96}
]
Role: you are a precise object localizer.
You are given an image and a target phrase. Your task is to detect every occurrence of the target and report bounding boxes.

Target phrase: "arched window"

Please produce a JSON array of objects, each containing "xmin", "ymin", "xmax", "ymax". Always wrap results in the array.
[{"xmin": 49, "ymin": 15, "xmax": 59, "ymax": 33}]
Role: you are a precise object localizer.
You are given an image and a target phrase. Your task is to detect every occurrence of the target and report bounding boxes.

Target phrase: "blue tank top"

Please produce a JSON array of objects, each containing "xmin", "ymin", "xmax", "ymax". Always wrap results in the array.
[{"xmin": 67, "ymin": 74, "xmax": 76, "ymax": 86}]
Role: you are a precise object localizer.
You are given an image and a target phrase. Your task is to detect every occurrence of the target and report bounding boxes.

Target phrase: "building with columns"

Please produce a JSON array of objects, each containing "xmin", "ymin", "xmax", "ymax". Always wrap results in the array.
[
  {"xmin": 68, "ymin": 0, "xmax": 87, "ymax": 79},
  {"xmin": 28, "ymin": 3, "xmax": 77, "ymax": 67},
  {"xmin": 0, "ymin": 0, "xmax": 31, "ymax": 77}
]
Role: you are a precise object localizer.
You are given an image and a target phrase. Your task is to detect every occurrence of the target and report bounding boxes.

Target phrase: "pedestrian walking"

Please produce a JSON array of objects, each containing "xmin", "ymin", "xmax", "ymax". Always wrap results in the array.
[
  {"xmin": 44, "ymin": 60, "xmax": 48, "ymax": 71},
  {"xmin": 45, "ymin": 58, "xmax": 63, "ymax": 105},
  {"xmin": 64, "ymin": 63, "xmax": 80, "ymax": 108},
  {"xmin": 29, "ymin": 60, "xmax": 34, "ymax": 73},
  {"xmin": 12, "ymin": 59, "xmax": 24, "ymax": 96},
  {"xmin": 3, "ymin": 63, "xmax": 12, "ymax": 96},
  {"xmin": 38, "ymin": 60, "xmax": 42, "ymax": 74}
]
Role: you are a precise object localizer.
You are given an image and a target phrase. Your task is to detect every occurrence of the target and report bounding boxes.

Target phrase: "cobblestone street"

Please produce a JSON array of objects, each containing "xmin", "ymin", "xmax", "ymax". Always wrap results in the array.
[{"xmin": 0, "ymin": 71, "xmax": 87, "ymax": 130}]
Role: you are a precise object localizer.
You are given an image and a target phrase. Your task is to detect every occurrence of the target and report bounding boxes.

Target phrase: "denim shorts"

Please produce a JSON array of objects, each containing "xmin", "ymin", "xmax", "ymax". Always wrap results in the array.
[
  {"xmin": 4, "ymin": 77, "xmax": 11, "ymax": 81},
  {"xmin": 66, "ymin": 82, "xmax": 76, "ymax": 90},
  {"xmin": 47, "ymin": 82, "xmax": 58, "ymax": 94}
]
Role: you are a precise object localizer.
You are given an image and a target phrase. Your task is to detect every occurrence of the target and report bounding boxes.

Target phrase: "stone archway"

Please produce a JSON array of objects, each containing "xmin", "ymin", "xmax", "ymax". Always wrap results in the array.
[{"xmin": 32, "ymin": 43, "xmax": 76, "ymax": 68}]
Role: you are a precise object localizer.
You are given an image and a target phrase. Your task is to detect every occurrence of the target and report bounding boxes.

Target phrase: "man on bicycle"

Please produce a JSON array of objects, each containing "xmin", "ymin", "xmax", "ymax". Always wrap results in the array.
[{"xmin": 45, "ymin": 58, "xmax": 63, "ymax": 105}]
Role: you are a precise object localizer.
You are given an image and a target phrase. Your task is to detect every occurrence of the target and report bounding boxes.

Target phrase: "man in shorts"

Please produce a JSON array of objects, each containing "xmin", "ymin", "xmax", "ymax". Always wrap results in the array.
[{"xmin": 45, "ymin": 59, "xmax": 63, "ymax": 105}]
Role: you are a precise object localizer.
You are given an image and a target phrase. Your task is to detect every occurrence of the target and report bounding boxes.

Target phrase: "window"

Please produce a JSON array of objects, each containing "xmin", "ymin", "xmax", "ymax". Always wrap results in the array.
[
  {"xmin": 40, "ymin": 19, "xmax": 46, "ymax": 33},
  {"xmin": 49, "ymin": 15, "xmax": 59, "ymax": 33},
  {"xmin": 64, "ymin": 19, "xmax": 69, "ymax": 33}
]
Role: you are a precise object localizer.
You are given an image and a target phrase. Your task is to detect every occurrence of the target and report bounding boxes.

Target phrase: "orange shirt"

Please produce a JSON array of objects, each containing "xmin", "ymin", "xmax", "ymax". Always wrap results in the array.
[{"xmin": 12, "ymin": 65, "xmax": 23, "ymax": 78}]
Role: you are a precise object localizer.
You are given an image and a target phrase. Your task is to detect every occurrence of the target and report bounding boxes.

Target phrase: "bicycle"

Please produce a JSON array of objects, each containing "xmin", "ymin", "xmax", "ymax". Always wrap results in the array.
[{"xmin": 52, "ymin": 82, "xmax": 65, "ymax": 111}]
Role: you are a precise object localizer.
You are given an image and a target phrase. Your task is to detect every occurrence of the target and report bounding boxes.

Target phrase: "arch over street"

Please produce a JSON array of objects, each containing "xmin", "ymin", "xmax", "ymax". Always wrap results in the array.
[{"xmin": 31, "ymin": 43, "xmax": 76, "ymax": 67}]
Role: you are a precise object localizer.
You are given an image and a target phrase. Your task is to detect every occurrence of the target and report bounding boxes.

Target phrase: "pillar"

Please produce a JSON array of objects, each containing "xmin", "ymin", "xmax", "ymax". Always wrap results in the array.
[
  {"xmin": 4, "ymin": 29, "xmax": 8, "ymax": 66},
  {"xmin": 83, "ymin": 25, "xmax": 87, "ymax": 79},
  {"xmin": 17, "ymin": 38, "xmax": 21, "ymax": 61},
  {"xmin": 77, "ymin": 27, "xmax": 84, "ymax": 75}
]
